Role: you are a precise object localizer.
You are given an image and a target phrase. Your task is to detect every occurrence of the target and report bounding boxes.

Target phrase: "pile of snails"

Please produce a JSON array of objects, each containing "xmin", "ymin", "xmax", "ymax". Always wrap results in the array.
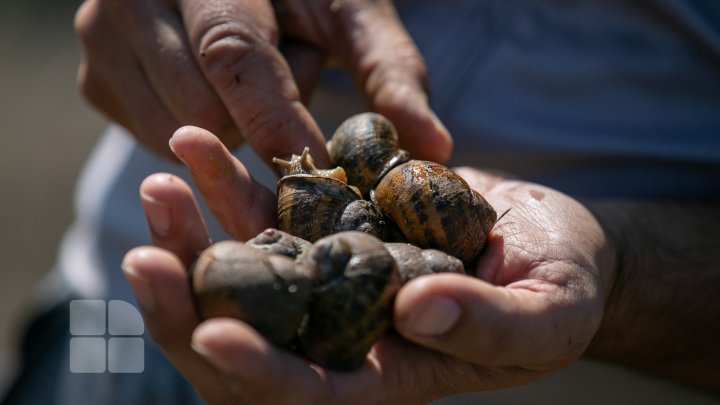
[{"xmin": 190, "ymin": 113, "xmax": 497, "ymax": 371}]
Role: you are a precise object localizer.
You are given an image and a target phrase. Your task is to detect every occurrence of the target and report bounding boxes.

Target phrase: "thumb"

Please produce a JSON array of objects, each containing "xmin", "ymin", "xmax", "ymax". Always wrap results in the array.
[
  {"xmin": 394, "ymin": 273, "xmax": 593, "ymax": 371},
  {"xmin": 333, "ymin": 0, "xmax": 453, "ymax": 163}
]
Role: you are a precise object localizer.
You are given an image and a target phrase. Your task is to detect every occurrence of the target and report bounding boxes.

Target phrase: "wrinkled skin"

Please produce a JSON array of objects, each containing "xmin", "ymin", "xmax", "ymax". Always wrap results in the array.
[
  {"xmin": 123, "ymin": 126, "xmax": 615, "ymax": 404},
  {"xmin": 74, "ymin": 0, "xmax": 451, "ymax": 165}
]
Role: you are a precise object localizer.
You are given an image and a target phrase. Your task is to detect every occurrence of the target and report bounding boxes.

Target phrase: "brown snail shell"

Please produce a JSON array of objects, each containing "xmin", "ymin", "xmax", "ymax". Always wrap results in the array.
[
  {"xmin": 372, "ymin": 160, "xmax": 497, "ymax": 265},
  {"xmin": 295, "ymin": 231, "xmax": 401, "ymax": 371},
  {"xmin": 384, "ymin": 242, "xmax": 465, "ymax": 283},
  {"xmin": 327, "ymin": 112, "xmax": 410, "ymax": 196},
  {"xmin": 274, "ymin": 148, "xmax": 386, "ymax": 242},
  {"xmin": 191, "ymin": 241, "xmax": 311, "ymax": 346}
]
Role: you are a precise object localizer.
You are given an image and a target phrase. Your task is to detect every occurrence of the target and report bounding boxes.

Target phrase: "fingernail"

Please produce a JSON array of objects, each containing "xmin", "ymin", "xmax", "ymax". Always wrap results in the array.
[
  {"xmin": 190, "ymin": 339, "xmax": 209, "ymax": 356},
  {"xmin": 141, "ymin": 191, "xmax": 171, "ymax": 237},
  {"xmin": 407, "ymin": 295, "xmax": 460, "ymax": 337},
  {"xmin": 168, "ymin": 137, "xmax": 184, "ymax": 163},
  {"xmin": 122, "ymin": 263, "xmax": 156, "ymax": 314}
]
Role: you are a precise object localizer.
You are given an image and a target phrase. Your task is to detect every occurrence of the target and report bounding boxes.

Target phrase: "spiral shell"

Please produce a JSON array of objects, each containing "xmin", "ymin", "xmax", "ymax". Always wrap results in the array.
[
  {"xmin": 327, "ymin": 112, "xmax": 410, "ymax": 196},
  {"xmin": 384, "ymin": 242, "xmax": 465, "ymax": 283},
  {"xmin": 246, "ymin": 228, "xmax": 312, "ymax": 259},
  {"xmin": 191, "ymin": 241, "xmax": 311, "ymax": 346},
  {"xmin": 372, "ymin": 160, "xmax": 497, "ymax": 265},
  {"xmin": 295, "ymin": 231, "xmax": 401, "ymax": 371}
]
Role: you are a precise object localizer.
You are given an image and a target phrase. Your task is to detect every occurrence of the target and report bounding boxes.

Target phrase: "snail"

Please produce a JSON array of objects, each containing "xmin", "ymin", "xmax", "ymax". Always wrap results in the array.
[
  {"xmin": 372, "ymin": 160, "xmax": 496, "ymax": 264},
  {"xmin": 246, "ymin": 227, "xmax": 311, "ymax": 259},
  {"xmin": 296, "ymin": 231, "xmax": 401, "ymax": 371},
  {"xmin": 327, "ymin": 112, "xmax": 410, "ymax": 196},
  {"xmin": 190, "ymin": 229, "xmax": 467, "ymax": 371},
  {"xmin": 326, "ymin": 112, "xmax": 497, "ymax": 264},
  {"xmin": 273, "ymin": 147, "xmax": 387, "ymax": 242},
  {"xmin": 190, "ymin": 240, "xmax": 311, "ymax": 347},
  {"xmin": 384, "ymin": 242, "xmax": 465, "ymax": 283}
]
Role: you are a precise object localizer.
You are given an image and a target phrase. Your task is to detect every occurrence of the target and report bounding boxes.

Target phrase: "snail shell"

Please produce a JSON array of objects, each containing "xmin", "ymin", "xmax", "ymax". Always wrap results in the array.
[
  {"xmin": 372, "ymin": 160, "xmax": 497, "ymax": 265},
  {"xmin": 327, "ymin": 112, "xmax": 410, "ymax": 196},
  {"xmin": 384, "ymin": 242, "xmax": 465, "ymax": 283},
  {"xmin": 246, "ymin": 228, "xmax": 311, "ymax": 259},
  {"xmin": 191, "ymin": 241, "xmax": 311, "ymax": 346},
  {"xmin": 296, "ymin": 231, "xmax": 401, "ymax": 371},
  {"xmin": 274, "ymin": 148, "xmax": 386, "ymax": 242}
]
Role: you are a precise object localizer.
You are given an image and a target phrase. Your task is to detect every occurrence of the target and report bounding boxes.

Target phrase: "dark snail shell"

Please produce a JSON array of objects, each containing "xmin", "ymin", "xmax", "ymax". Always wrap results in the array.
[
  {"xmin": 327, "ymin": 112, "xmax": 410, "ymax": 196},
  {"xmin": 246, "ymin": 228, "xmax": 312, "ymax": 259},
  {"xmin": 371, "ymin": 160, "xmax": 497, "ymax": 265},
  {"xmin": 335, "ymin": 199, "xmax": 387, "ymax": 238},
  {"xmin": 274, "ymin": 148, "xmax": 386, "ymax": 242},
  {"xmin": 384, "ymin": 242, "xmax": 465, "ymax": 283},
  {"xmin": 190, "ymin": 241, "xmax": 311, "ymax": 346},
  {"xmin": 295, "ymin": 231, "xmax": 401, "ymax": 371}
]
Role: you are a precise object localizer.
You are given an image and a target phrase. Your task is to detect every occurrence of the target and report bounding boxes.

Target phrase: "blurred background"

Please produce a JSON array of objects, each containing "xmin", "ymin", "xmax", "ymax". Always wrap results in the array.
[{"xmin": 0, "ymin": 0, "xmax": 106, "ymax": 391}]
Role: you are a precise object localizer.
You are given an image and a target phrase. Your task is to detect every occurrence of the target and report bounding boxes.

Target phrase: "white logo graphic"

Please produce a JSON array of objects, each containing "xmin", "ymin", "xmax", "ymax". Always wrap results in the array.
[{"xmin": 69, "ymin": 300, "xmax": 145, "ymax": 373}]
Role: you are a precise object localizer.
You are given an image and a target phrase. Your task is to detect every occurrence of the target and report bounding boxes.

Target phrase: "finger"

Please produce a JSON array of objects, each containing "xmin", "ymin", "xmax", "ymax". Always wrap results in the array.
[
  {"xmin": 74, "ymin": 0, "xmax": 182, "ymax": 158},
  {"xmin": 394, "ymin": 273, "xmax": 602, "ymax": 370},
  {"xmin": 116, "ymin": 1, "xmax": 243, "ymax": 148},
  {"xmin": 139, "ymin": 173, "xmax": 211, "ymax": 266},
  {"xmin": 169, "ymin": 126, "xmax": 277, "ymax": 241},
  {"xmin": 179, "ymin": 0, "xmax": 329, "ymax": 169},
  {"xmin": 280, "ymin": 39, "xmax": 326, "ymax": 105},
  {"xmin": 333, "ymin": 0, "xmax": 453, "ymax": 163},
  {"xmin": 192, "ymin": 319, "xmax": 333, "ymax": 404},
  {"xmin": 121, "ymin": 246, "xmax": 234, "ymax": 404},
  {"xmin": 76, "ymin": 60, "xmax": 136, "ymax": 136}
]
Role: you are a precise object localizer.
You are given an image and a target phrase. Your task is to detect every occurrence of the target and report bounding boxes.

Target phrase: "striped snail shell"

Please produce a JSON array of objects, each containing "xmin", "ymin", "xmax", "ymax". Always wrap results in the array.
[
  {"xmin": 371, "ymin": 160, "xmax": 497, "ymax": 265},
  {"xmin": 295, "ymin": 231, "xmax": 401, "ymax": 371},
  {"xmin": 327, "ymin": 112, "xmax": 410, "ymax": 196},
  {"xmin": 274, "ymin": 148, "xmax": 386, "ymax": 242}
]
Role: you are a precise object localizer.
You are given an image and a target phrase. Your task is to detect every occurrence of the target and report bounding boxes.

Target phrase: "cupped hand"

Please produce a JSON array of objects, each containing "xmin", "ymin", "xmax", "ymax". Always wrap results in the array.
[
  {"xmin": 122, "ymin": 126, "xmax": 616, "ymax": 404},
  {"xmin": 75, "ymin": 0, "xmax": 451, "ymax": 164}
]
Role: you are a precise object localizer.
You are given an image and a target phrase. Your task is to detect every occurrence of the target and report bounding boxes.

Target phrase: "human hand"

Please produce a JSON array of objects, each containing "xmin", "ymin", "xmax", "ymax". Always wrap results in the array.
[
  {"xmin": 122, "ymin": 126, "xmax": 616, "ymax": 403},
  {"xmin": 74, "ymin": 0, "xmax": 452, "ymax": 165}
]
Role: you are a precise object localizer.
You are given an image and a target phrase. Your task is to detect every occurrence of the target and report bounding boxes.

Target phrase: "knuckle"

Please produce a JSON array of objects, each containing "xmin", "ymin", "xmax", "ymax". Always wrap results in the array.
[
  {"xmin": 196, "ymin": 23, "xmax": 264, "ymax": 87},
  {"xmin": 76, "ymin": 65, "xmax": 107, "ymax": 110},
  {"xmin": 74, "ymin": 0, "xmax": 104, "ymax": 51}
]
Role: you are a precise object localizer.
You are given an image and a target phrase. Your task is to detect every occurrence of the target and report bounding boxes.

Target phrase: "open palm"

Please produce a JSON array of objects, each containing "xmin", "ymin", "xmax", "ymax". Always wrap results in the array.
[{"xmin": 122, "ymin": 126, "xmax": 616, "ymax": 404}]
